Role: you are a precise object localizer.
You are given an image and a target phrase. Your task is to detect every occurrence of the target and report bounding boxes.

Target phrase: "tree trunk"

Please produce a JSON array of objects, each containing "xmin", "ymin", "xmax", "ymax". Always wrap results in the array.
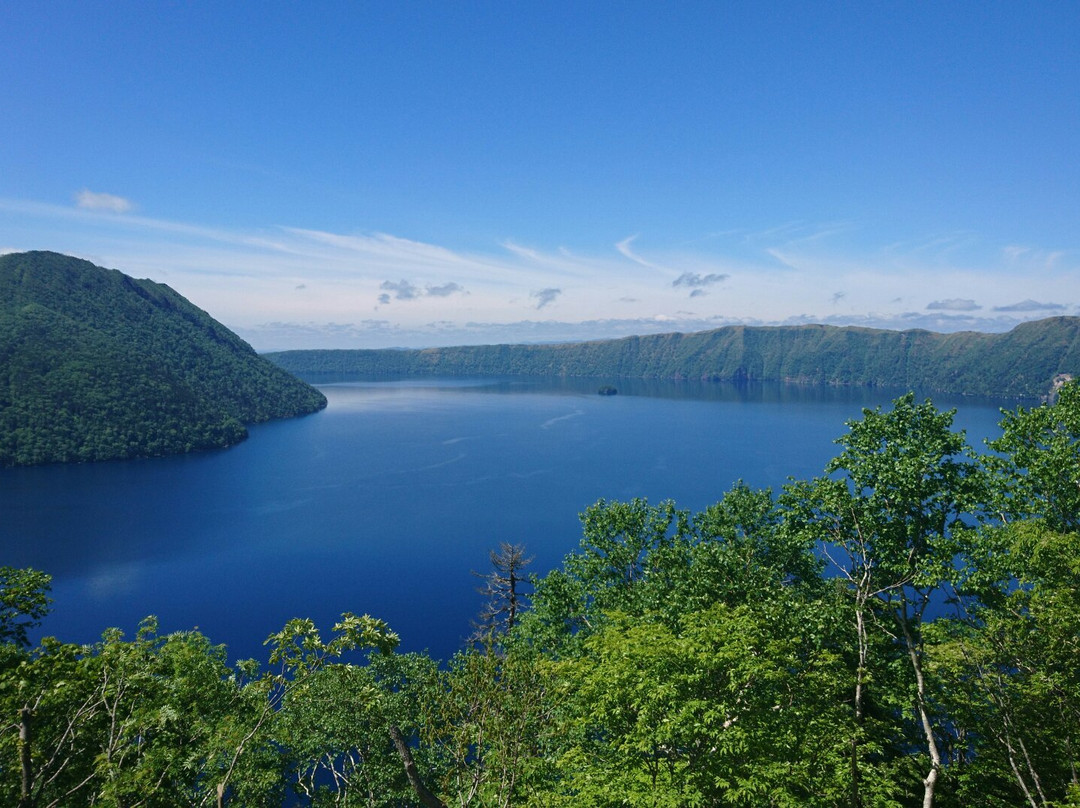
[
  {"xmin": 389, "ymin": 724, "xmax": 446, "ymax": 808},
  {"xmin": 898, "ymin": 613, "xmax": 942, "ymax": 808},
  {"xmin": 19, "ymin": 707, "xmax": 33, "ymax": 808},
  {"xmin": 850, "ymin": 572, "xmax": 870, "ymax": 808}
]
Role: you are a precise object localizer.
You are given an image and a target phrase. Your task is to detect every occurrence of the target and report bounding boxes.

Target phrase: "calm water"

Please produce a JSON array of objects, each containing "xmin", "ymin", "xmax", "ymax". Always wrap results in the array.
[{"xmin": 1, "ymin": 378, "xmax": 1013, "ymax": 663}]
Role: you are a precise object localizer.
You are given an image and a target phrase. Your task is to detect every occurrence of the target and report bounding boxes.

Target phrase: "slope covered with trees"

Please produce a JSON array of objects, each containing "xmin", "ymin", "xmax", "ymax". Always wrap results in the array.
[
  {"xmin": 268, "ymin": 317, "xmax": 1080, "ymax": 399},
  {"xmin": 3, "ymin": 383, "xmax": 1080, "ymax": 806},
  {"xmin": 0, "ymin": 251, "xmax": 326, "ymax": 466}
]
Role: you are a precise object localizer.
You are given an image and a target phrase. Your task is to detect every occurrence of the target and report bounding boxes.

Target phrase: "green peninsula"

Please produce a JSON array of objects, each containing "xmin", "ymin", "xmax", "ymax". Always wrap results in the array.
[
  {"xmin": 268, "ymin": 317, "xmax": 1080, "ymax": 399},
  {"xmin": 0, "ymin": 251, "xmax": 326, "ymax": 466}
]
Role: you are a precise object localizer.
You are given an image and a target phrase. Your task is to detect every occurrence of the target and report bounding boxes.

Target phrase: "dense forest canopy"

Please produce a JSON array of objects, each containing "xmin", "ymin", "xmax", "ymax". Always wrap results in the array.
[
  {"xmin": 3, "ymin": 383, "xmax": 1080, "ymax": 807},
  {"xmin": 267, "ymin": 317, "xmax": 1080, "ymax": 399},
  {"xmin": 0, "ymin": 251, "xmax": 326, "ymax": 466}
]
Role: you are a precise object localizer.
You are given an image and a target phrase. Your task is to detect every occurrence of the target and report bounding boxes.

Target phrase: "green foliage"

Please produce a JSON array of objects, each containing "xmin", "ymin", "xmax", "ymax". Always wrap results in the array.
[
  {"xmin": 0, "ymin": 567, "xmax": 51, "ymax": 648},
  {"xmin": 416, "ymin": 646, "xmax": 552, "ymax": 807},
  {"xmin": 0, "ymin": 619, "xmax": 281, "ymax": 807},
  {"xmin": 541, "ymin": 600, "xmax": 852, "ymax": 807},
  {"xmin": 929, "ymin": 522, "xmax": 1080, "ymax": 806},
  {"xmin": 275, "ymin": 658, "xmax": 412, "ymax": 805},
  {"xmin": 780, "ymin": 395, "xmax": 988, "ymax": 806},
  {"xmin": 988, "ymin": 379, "xmax": 1080, "ymax": 532},
  {"xmin": 0, "ymin": 251, "xmax": 326, "ymax": 466},
  {"xmin": 267, "ymin": 318, "xmax": 1080, "ymax": 398},
  {"xmin": 824, "ymin": 393, "xmax": 983, "ymax": 586}
]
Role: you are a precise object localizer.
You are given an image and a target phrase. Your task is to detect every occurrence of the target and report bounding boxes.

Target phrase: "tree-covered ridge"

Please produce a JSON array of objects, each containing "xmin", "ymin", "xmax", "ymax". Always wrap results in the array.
[
  {"xmin": 0, "ymin": 251, "xmax": 327, "ymax": 466},
  {"xmin": 3, "ymin": 384, "xmax": 1080, "ymax": 806},
  {"xmin": 267, "ymin": 317, "xmax": 1080, "ymax": 398}
]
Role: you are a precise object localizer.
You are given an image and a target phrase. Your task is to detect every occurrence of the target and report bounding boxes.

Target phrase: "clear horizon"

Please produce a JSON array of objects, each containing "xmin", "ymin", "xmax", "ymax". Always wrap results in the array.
[{"xmin": 2, "ymin": 3, "xmax": 1077, "ymax": 350}]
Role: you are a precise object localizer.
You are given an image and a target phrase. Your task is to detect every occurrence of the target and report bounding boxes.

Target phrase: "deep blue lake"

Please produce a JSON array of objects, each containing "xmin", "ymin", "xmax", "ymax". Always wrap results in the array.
[{"xmin": 1, "ymin": 377, "xmax": 1014, "ymax": 663}]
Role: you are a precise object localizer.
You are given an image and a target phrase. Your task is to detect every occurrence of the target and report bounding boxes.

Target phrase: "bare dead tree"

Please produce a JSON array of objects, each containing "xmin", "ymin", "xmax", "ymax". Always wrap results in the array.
[{"xmin": 471, "ymin": 543, "xmax": 532, "ymax": 642}]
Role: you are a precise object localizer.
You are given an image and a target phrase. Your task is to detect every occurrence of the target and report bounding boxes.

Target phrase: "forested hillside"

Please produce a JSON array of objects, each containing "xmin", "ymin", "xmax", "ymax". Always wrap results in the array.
[
  {"xmin": 0, "ymin": 251, "xmax": 326, "ymax": 466},
  {"xmin": 268, "ymin": 317, "xmax": 1080, "ymax": 398},
  {"xmin": 3, "ymin": 385, "xmax": 1080, "ymax": 806}
]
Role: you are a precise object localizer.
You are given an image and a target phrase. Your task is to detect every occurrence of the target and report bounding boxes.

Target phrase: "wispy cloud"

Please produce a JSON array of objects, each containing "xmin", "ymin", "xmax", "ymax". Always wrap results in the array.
[
  {"xmin": 1002, "ymin": 244, "xmax": 1069, "ymax": 271},
  {"xmin": 286, "ymin": 228, "xmax": 491, "ymax": 274},
  {"xmin": 884, "ymin": 232, "xmax": 981, "ymax": 262},
  {"xmin": 615, "ymin": 235, "xmax": 662, "ymax": 270},
  {"xmin": 75, "ymin": 189, "xmax": 134, "ymax": 214},
  {"xmin": 500, "ymin": 240, "xmax": 606, "ymax": 279},
  {"xmin": 741, "ymin": 221, "xmax": 810, "ymax": 244}
]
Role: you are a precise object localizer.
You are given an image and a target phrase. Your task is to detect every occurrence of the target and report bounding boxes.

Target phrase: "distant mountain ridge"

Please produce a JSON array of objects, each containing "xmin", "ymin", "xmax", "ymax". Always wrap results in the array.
[
  {"xmin": 267, "ymin": 318, "xmax": 1080, "ymax": 399},
  {"xmin": 0, "ymin": 251, "xmax": 326, "ymax": 466}
]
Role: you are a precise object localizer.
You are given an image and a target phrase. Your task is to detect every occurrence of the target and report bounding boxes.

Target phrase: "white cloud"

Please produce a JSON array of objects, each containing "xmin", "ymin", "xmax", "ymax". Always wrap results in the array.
[{"xmin": 74, "ymin": 189, "xmax": 134, "ymax": 214}]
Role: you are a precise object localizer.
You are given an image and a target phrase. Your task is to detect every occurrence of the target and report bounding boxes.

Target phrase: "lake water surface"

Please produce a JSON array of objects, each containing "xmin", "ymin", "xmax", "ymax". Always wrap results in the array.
[{"xmin": 1, "ymin": 378, "xmax": 1014, "ymax": 662}]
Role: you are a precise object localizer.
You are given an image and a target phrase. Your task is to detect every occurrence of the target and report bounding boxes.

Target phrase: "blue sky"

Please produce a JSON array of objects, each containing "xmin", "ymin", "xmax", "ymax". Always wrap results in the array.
[{"xmin": 2, "ymin": 2, "xmax": 1078, "ymax": 349}]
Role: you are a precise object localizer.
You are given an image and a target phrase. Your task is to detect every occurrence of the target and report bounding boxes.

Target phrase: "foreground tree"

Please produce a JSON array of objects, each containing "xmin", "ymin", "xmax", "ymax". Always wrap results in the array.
[
  {"xmin": 988, "ymin": 379, "xmax": 1080, "ymax": 531},
  {"xmin": 930, "ymin": 521, "xmax": 1080, "ymax": 807},
  {"xmin": 783, "ymin": 394, "xmax": 985, "ymax": 807}
]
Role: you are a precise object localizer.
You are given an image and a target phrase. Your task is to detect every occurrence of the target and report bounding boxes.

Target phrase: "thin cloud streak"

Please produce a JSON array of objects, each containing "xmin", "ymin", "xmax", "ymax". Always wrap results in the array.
[{"xmin": 615, "ymin": 235, "xmax": 663, "ymax": 270}]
